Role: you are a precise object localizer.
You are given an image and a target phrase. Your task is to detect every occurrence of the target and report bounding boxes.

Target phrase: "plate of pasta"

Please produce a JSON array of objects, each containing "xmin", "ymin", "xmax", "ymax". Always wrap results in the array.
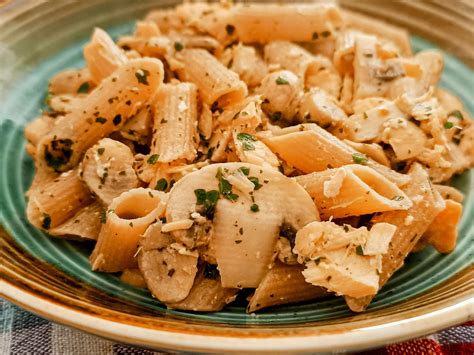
[{"xmin": 1, "ymin": 0, "xmax": 473, "ymax": 352}]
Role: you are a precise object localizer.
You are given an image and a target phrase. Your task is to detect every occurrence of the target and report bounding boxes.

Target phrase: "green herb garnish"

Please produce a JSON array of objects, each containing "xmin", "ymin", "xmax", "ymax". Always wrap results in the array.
[
  {"xmin": 174, "ymin": 41, "xmax": 184, "ymax": 51},
  {"xmin": 352, "ymin": 152, "xmax": 368, "ymax": 165},
  {"xmin": 100, "ymin": 209, "xmax": 107, "ymax": 224},
  {"xmin": 147, "ymin": 154, "xmax": 159, "ymax": 164},
  {"xmin": 250, "ymin": 203, "xmax": 259, "ymax": 212},
  {"xmin": 355, "ymin": 245, "xmax": 364, "ymax": 255},
  {"xmin": 248, "ymin": 176, "xmax": 262, "ymax": 190},
  {"xmin": 391, "ymin": 195, "xmax": 404, "ymax": 201},
  {"xmin": 236, "ymin": 132, "xmax": 257, "ymax": 151},
  {"xmin": 97, "ymin": 148, "xmax": 105, "ymax": 155},
  {"xmin": 321, "ymin": 30, "xmax": 331, "ymax": 38},
  {"xmin": 275, "ymin": 76, "xmax": 290, "ymax": 85},
  {"xmin": 238, "ymin": 166, "xmax": 250, "ymax": 176},
  {"xmin": 95, "ymin": 117, "xmax": 107, "ymax": 124},
  {"xmin": 155, "ymin": 178, "xmax": 168, "ymax": 191},
  {"xmin": 312, "ymin": 32, "xmax": 319, "ymax": 40},
  {"xmin": 271, "ymin": 112, "xmax": 282, "ymax": 121},
  {"xmin": 444, "ymin": 121, "xmax": 454, "ymax": 129}
]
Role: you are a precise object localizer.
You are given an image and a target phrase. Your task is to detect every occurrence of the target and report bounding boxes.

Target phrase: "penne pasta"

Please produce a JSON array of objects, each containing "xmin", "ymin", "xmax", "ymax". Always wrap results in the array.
[
  {"xmin": 343, "ymin": 9, "xmax": 412, "ymax": 56},
  {"xmin": 48, "ymin": 201, "xmax": 103, "ymax": 241},
  {"xmin": 38, "ymin": 58, "xmax": 164, "ymax": 172},
  {"xmin": 262, "ymin": 123, "xmax": 410, "ymax": 186},
  {"xmin": 150, "ymin": 83, "xmax": 199, "ymax": 163},
  {"xmin": 295, "ymin": 165, "xmax": 412, "ymax": 219},
  {"xmin": 84, "ymin": 28, "xmax": 128, "ymax": 84},
  {"xmin": 225, "ymin": 3, "xmax": 343, "ymax": 43},
  {"xmin": 48, "ymin": 68, "xmax": 94, "ymax": 95},
  {"xmin": 90, "ymin": 188, "xmax": 167, "ymax": 272},
  {"xmin": 24, "ymin": 115, "xmax": 55, "ymax": 157},
  {"xmin": 26, "ymin": 167, "xmax": 93, "ymax": 230},
  {"xmin": 345, "ymin": 163, "xmax": 446, "ymax": 311},
  {"xmin": 433, "ymin": 184, "xmax": 464, "ymax": 203},
  {"xmin": 222, "ymin": 44, "xmax": 268, "ymax": 88},
  {"xmin": 421, "ymin": 199, "xmax": 462, "ymax": 254},
  {"xmin": 175, "ymin": 48, "xmax": 247, "ymax": 107},
  {"xmin": 247, "ymin": 262, "xmax": 329, "ymax": 313},
  {"xmin": 120, "ymin": 268, "xmax": 147, "ymax": 288}
]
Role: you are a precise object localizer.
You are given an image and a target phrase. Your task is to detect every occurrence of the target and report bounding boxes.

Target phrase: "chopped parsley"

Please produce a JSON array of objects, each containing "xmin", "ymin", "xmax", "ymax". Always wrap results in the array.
[
  {"xmin": 250, "ymin": 203, "xmax": 259, "ymax": 212},
  {"xmin": 97, "ymin": 147, "xmax": 105, "ymax": 155},
  {"xmin": 155, "ymin": 178, "xmax": 168, "ymax": 191},
  {"xmin": 100, "ymin": 209, "xmax": 107, "ymax": 224},
  {"xmin": 312, "ymin": 32, "xmax": 319, "ymax": 40},
  {"xmin": 275, "ymin": 76, "xmax": 290, "ymax": 85},
  {"xmin": 194, "ymin": 189, "xmax": 207, "ymax": 204},
  {"xmin": 194, "ymin": 189, "xmax": 219, "ymax": 219},
  {"xmin": 238, "ymin": 166, "xmax": 250, "ymax": 176},
  {"xmin": 248, "ymin": 176, "xmax": 262, "ymax": 190},
  {"xmin": 280, "ymin": 223, "xmax": 297, "ymax": 248},
  {"xmin": 77, "ymin": 82, "xmax": 90, "ymax": 94},
  {"xmin": 113, "ymin": 114, "xmax": 122, "ymax": 125},
  {"xmin": 95, "ymin": 117, "xmax": 107, "ymax": 124},
  {"xmin": 448, "ymin": 110, "xmax": 464, "ymax": 120},
  {"xmin": 225, "ymin": 24, "xmax": 235, "ymax": 35},
  {"xmin": 135, "ymin": 69, "xmax": 150, "ymax": 85},
  {"xmin": 352, "ymin": 152, "xmax": 368, "ymax": 165},
  {"xmin": 321, "ymin": 30, "xmax": 331, "ymax": 38},
  {"xmin": 167, "ymin": 268, "xmax": 176, "ymax": 277},
  {"xmin": 174, "ymin": 41, "xmax": 184, "ymax": 51},
  {"xmin": 42, "ymin": 213, "xmax": 51, "ymax": 229},
  {"xmin": 236, "ymin": 132, "xmax": 257, "ymax": 151},
  {"xmin": 444, "ymin": 121, "xmax": 454, "ymax": 129},
  {"xmin": 147, "ymin": 154, "xmax": 159, "ymax": 164},
  {"xmin": 204, "ymin": 263, "xmax": 219, "ymax": 279},
  {"xmin": 355, "ymin": 245, "xmax": 364, "ymax": 255}
]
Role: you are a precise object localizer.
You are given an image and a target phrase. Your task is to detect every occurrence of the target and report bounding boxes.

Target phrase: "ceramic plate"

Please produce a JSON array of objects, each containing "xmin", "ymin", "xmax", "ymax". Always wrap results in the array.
[{"xmin": 1, "ymin": 0, "xmax": 473, "ymax": 352}]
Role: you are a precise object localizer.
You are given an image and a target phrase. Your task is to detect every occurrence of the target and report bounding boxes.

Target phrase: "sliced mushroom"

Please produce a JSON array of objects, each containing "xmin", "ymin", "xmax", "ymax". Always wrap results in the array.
[
  {"xmin": 165, "ymin": 162, "xmax": 319, "ymax": 289},
  {"xmin": 167, "ymin": 264, "xmax": 238, "ymax": 311},
  {"xmin": 81, "ymin": 138, "xmax": 139, "ymax": 206},
  {"xmin": 138, "ymin": 222, "xmax": 198, "ymax": 303}
]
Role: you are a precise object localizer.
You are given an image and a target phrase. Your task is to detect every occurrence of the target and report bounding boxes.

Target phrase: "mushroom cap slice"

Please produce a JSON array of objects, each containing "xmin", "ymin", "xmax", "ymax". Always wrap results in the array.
[
  {"xmin": 166, "ymin": 162, "xmax": 319, "ymax": 288},
  {"xmin": 138, "ymin": 222, "xmax": 198, "ymax": 303}
]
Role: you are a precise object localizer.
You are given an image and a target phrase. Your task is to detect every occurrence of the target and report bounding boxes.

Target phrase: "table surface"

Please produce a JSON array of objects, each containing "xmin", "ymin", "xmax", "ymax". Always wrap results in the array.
[{"xmin": 1, "ymin": 299, "xmax": 472, "ymax": 354}]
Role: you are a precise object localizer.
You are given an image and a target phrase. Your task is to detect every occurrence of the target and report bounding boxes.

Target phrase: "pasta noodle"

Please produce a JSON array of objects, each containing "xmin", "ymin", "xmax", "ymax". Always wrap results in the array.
[
  {"xmin": 295, "ymin": 165, "xmax": 412, "ymax": 219},
  {"xmin": 90, "ymin": 188, "xmax": 166, "ymax": 272},
  {"xmin": 38, "ymin": 58, "xmax": 164, "ymax": 171},
  {"xmin": 84, "ymin": 28, "xmax": 128, "ymax": 84},
  {"xmin": 175, "ymin": 48, "xmax": 247, "ymax": 107},
  {"xmin": 26, "ymin": 167, "xmax": 93, "ymax": 230},
  {"xmin": 150, "ymin": 83, "xmax": 199, "ymax": 163},
  {"xmin": 345, "ymin": 163, "xmax": 446, "ymax": 311}
]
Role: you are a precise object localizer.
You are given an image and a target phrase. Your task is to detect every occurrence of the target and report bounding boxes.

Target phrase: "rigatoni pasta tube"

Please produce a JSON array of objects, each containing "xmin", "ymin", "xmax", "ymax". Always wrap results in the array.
[
  {"xmin": 247, "ymin": 262, "xmax": 328, "ymax": 313},
  {"xmin": 262, "ymin": 123, "xmax": 410, "ymax": 186},
  {"xmin": 38, "ymin": 58, "xmax": 164, "ymax": 172},
  {"xmin": 26, "ymin": 167, "xmax": 93, "ymax": 230},
  {"xmin": 295, "ymin": 165, "xmax": 412, "ymax": 219},
  {"xmin": 226, "ymin": 3, "xmax": 343, "ymax": 43},
  {"xmin": 175, "ymin": 48, "xmax": 247, "ymax": 107},
  {"xmin": 84, "ymin": 28, "xmax": 128, "ymax": 84},
  {"xmin": 345, "ymin": 163, "xmax": 446, "ymax": 312},
  {"xmin": 150, "ymin": 83, "xmax": 198, "ymax": 163},
  {"xmin": 90, "ymin": 188, "xmax": 167, "ymax": 272}
]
